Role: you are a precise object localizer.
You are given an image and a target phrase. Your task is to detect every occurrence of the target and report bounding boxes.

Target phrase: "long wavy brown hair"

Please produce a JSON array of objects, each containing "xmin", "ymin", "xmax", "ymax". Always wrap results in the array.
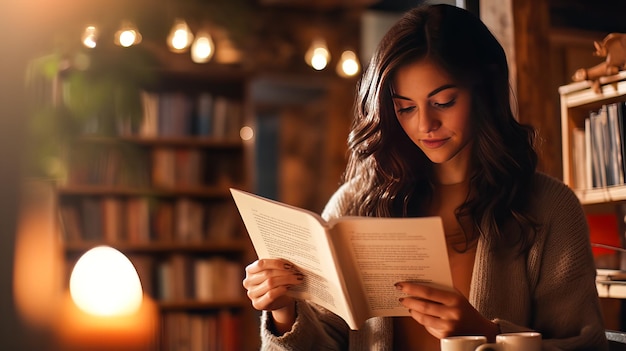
[{"xmin": 338, "ymin": 4, "xmax": 539, "ymax": 251}]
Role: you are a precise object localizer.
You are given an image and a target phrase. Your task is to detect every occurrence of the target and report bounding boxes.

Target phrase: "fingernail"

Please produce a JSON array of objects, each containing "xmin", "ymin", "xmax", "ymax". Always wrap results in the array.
[
  {"xmin": 283, "ymin": 263, "xmax": 293, "ymax": 270},
  {"xmin": 395, "ymin": 283, "xmax": 403, "ymax": 290},
  {"xmin": 399, "ymin": 297, "xmax": 404, "ymax": 302},
  {"xmin": 295, "ymin": 273, "xmax": 304, "ymax": 281}
]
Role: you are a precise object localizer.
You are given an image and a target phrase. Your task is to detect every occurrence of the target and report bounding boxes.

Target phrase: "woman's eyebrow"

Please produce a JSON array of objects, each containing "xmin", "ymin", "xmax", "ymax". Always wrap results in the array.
[
  {"xmin": 391, "ymin": 84, "xmax": 457, "ymax": 100},
  {"xmin": 391, "ymin": 93, "xmax": 411, "ymax": 101},
  {"xmin": 428, "ymin": 84, "xmax": 456, "ymax": 97}
]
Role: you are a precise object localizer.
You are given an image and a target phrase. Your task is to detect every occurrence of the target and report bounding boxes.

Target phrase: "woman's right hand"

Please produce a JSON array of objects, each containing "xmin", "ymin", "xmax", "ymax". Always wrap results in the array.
[{"xmin": 243, "ymin": 258, "xmax": 304, "ymax": 334}]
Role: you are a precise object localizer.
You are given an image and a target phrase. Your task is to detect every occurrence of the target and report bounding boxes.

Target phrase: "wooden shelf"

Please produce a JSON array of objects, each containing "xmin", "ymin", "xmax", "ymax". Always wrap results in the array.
[
  {"xmin": 57, "ymin": 184, "xmax": 234, "ymax": 198},
  {"xmin": 558, "ymin": 71, "xmax": 626, "ymax": 108},
  {"xmin": 574, "ymin": 185, "xmax": 626, "ymax": 205},
  {"xmin": 63, "ymin": 240, "xmax": 250, "ymax": 254},
  {"xmin": 158, "ymin": 299, "xmax": 249, "ymax": 311},
  {"xmin": 79, "ymin": 135, "xmax": 246, "ymax": 149}
]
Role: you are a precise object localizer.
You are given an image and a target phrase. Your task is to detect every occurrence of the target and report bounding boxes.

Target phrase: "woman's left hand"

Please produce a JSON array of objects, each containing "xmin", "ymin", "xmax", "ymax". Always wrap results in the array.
[{"xmin": 395, "ymin": 281, "xmax": 499, "ymax": 340}]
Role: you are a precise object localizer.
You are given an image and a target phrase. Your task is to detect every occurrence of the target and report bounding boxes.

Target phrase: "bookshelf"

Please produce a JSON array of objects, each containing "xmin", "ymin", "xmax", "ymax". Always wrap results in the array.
[
  {"xmin": 559, "ymin": 70, "xmax": 626, "ymax": 205},
  {"xmin": 559, "ymin": 72, "xmax": 626, "ymax": 316},
  {"xmin": 55, "ymin": 49, "xmax": 258, "ymax": 350}
]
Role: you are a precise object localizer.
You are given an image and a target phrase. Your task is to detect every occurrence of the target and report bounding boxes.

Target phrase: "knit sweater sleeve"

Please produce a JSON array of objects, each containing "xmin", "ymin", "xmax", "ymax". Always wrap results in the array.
[
  {"xmin": 260, "ymin": 301, "xmax": 350, "ymax": 351},
  {"xmin": 497, "ymin": 174, "xmax": 608, "ymax": 350}
]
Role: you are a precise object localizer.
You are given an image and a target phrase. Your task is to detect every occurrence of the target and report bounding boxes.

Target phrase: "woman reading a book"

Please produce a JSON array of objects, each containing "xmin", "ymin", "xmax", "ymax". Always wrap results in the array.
[{"xmin": 242, "ymin": 3, "xmax": 607, "ymax": 350}]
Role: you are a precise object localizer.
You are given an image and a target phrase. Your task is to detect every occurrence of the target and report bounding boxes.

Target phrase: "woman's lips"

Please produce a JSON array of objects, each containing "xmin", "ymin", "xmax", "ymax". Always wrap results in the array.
[{"xmin": 421, "ymin": 138, "xmax": 448, "ymax": 148}]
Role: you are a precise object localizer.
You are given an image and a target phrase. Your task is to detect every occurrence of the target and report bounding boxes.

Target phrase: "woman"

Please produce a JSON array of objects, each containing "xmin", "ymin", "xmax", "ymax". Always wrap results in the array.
[{"xmin": 243, "ymin": 4, "xmax": 608, "ymax": 350}]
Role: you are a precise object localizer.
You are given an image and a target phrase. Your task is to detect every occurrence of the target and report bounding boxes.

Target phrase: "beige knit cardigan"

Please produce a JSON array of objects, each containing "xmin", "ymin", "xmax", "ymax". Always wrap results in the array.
[{"xmin": 258, "ymin": 173, "xmax": 608, "ymax": 350}]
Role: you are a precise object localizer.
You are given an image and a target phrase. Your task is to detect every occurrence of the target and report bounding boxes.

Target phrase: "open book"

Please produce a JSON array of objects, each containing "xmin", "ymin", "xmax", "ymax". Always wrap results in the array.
[{"xmin": 230, "ymin": 188, "xmax": 453, "ymax": 330}]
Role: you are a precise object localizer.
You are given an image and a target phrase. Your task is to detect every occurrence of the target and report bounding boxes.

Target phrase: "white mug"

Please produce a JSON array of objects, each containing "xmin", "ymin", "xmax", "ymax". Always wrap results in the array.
[
  {"xmin": 474, "ymin": 332, "xmax": 541, "ymax": 351},
  {"xmin": 440, "ymin": 335, "xmax": 487, "ymax": 351}
]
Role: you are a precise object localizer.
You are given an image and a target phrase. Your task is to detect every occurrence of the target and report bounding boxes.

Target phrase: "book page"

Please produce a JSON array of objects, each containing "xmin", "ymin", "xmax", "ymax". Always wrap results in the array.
[
  {"xmin": 330, "ymin": 216, "xmax": 452, "ymax": 326},
  {"xmin": 230, "ymin": 189, "xmax": 355, "ymax": 326}
]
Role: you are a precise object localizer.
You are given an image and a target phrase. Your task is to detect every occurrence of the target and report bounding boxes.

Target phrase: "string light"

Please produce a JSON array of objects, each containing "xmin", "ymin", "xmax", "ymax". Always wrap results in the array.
[
  {"xmin": 305, "ymin": 38, "xmax": 330, "ymax": 71},
  {"xmin": 114, "ymin": 22, "xmax": 142, "ymax": 48},
  {"xmin": 167, "ymin": 18, "xmax": 194, "ymax": 53},
  {"xmin": 191, "ymin": 30, "xmax": 215, "ymax": 63},
  {"xmin": 81, "ymin": 25, "xmax": 98, "ymax": 49},
  {"xmin": 336, "ymin": 50, "xmax": 360, "ymax": 77}
]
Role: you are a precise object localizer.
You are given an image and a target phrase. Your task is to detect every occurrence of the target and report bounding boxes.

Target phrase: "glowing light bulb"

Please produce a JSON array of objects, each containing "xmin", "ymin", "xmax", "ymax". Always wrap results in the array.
[
  {"xmin": 240, "ymin": 126, "xmax": 254, "ymax": 141},
  {"xmin": 69, "ymin": 246, "xmax": 143, "ymax": 317},
  {"xmin": 191, "ymin": 31, "xmax": 215, "ymax": 63},
  {"xmin": 114, "ymin": 22, "xmax": 142, "ymax": 47},
  {"xmin": 81, "ymin": 26, "xmax": 98, "ymax": 49},
  {"xmin": 305, "ymin": 38, "xmax": 330, "ymax": 71},
  {"xmin": 119, "ymin": 30, "xmax": 137, "ymax": 47},
  {"xmin": 168, "ymin": 19, "xmax": 194, "ymax": 53},
  {"xmin": 337, "ymin": 50, "xmax": 360, "ymax": 77}
]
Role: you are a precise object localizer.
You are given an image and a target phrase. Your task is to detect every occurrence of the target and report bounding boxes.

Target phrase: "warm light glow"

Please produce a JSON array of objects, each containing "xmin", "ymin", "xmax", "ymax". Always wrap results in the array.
[
  {"xmin": 191, "ymin": 31, "xmax": 215, "ymax": 63},
  {"xmin": 119, "ymin": 30, "xmax": 137, "ymax": 47},
  {"xmin": 240, "ymin": 126, "xmax": 254, "ymax": 141},
  {"xmin": 167, "ymin": 19, "xmax": 194, "ymax": 52},
  {"xmin": 114, "ymin": 22, "xmax": 142, "ymax": 47},
  {"xmin": 81, "ymin": 26, "xmax": 98, "ymax": 48},
  {"xmin": 215, "ymin": 37, "xmax": 242, "ymax": 64},
  {"xmin": 70, "ymin": 246, "xmax": 143, "ymax": 317},
  {"xmin": 13, "ymin": 180, "xmax": 63, "ymax": 328},
  {"xmin": 337, "ymin": 50, "xmax": 360, "ymax": 77},
  {"xmin": 305, "ymin": 38, "xmax": 330, "ymax": 70}
]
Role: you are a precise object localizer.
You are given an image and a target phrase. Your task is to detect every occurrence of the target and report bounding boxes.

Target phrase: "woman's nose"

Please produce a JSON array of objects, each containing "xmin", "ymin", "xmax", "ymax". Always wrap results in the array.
[{"xmin": 417, "ymin": 109, "xmax": 441, "ymax": 133}]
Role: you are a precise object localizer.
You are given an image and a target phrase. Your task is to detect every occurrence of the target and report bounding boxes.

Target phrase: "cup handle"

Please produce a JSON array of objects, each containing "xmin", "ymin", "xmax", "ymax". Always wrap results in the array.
[{"xmin": 474, "ymin": 343, "xmax": 500, "ymax": 351}]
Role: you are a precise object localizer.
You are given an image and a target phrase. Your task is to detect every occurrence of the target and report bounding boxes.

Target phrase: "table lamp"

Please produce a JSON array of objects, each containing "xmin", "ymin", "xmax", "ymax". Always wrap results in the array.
[{"xmin": 58, "ymin": 245, "xmax": 157, "ymax": 351}]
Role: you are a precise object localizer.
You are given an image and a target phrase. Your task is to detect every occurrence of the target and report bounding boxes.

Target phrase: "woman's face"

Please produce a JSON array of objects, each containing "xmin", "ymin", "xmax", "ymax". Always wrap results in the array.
[{"xmin": 391, "ymin": 59, "xmax": 473, "ymax": 168}]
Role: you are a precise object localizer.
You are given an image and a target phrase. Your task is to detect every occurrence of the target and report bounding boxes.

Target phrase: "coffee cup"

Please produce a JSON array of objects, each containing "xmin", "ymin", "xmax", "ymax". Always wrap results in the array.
[
  {"xmin": 440, "ymin": 335, "xmax": 487, "ymax": 351},
  {"xmin": 474, "ymin": 332, "xmax": 541, "ymax": 351}
]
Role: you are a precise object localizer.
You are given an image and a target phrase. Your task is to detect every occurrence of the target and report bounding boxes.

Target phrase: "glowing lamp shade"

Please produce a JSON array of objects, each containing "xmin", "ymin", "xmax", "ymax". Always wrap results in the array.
[{"xmin": 69, "ymin": 246, "xmax": 143, "ymax": 317}]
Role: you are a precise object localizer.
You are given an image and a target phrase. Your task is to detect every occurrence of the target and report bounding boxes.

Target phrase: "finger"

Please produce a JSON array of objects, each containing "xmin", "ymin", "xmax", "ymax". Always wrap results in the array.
[
  {"xmin": 249, "ymin": 285, "xmax": 291, "ymax": 311},
  {"xmin": 408, "ymin": 308, "xmax": 446, "ymax": 328},
  {"xmin": 246, "ymin": 258, "xmax": 298, "ymax": 274},
  {"xmin": 244, "ymin": 270, "xmax": 304, "ymax": 292},
  {"xmin": 400, "ymin": 296, "xmax": 447, "ymax": 318},
  {"xmin": 395, "ymin": 282, "xmax": 459, "ymax": 305}
]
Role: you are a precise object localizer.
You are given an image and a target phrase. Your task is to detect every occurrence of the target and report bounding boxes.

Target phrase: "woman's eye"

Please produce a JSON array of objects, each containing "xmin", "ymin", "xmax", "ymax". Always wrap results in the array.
[
  {"xmin": 396, "ymin": 106, "xmax": 415, "ymax": 114},
  {"xmin": 433, "ymin": 98, "xmax": 456, "ymax": 108}
]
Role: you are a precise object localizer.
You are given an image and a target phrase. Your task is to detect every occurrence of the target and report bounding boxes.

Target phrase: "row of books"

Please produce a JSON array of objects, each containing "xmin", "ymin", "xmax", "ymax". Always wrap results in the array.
[
  {"xmin": 60, "ymin": 196, "xmax": 240, "ymax": 243},
  {"xmin": 160, "ymin": 310, "xmax": 241, "ymax": 351},
  {"xmin": 155, "ymin": 255, "xmax": 243, "ymax": 302},
  {"xmin": 152, "ymin": 147, "xmax": 204, "ymax": 188},
  {"xmin": 151, "ymin": 147, "xmax": 243, "ymax": 188},
  {"xmin": 571, "ymin": 101, "xmax": 626, "ymax": 189},
  {"xmin": 67, "ymin": 143, "xmax": 150, "ymax": 186},
  {"xmin": 139, "ymin": 91, "xmax": 245, "ymax": 140},
  {"xmin": 68, "ymin": 144, "xmax": 242, "ymax": 189}
]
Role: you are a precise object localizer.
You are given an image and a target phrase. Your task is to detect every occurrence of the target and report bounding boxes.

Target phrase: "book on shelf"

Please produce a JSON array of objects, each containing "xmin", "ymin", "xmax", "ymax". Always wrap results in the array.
[
  {"xmin": 156, "ymin": 255, "xmax": 242, "ymax": 302},
  {"xmin": 571, "ymin": 102, "xmax": 626, "ymax": 190},
  {"xmin": 584, "ymin": 118, "xmax": 593, "ymax": 189},
  {"xmin": 571, "ymin": 127, "xmax": 587, "ymax": 190},
  {"xmin": 59, "ymin": 202, "xmax": 82, "ymax": 242},
  {"xmin": 230, "ymin": 188, "xmax": 453, "ymax": 330},
  {"xmin": 161, "ymin": 310, "xmax": 241, "ymax": 351},
  {"xmin": 139, "ymin": 90, "xmax": 244, "ymax": 139}
]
